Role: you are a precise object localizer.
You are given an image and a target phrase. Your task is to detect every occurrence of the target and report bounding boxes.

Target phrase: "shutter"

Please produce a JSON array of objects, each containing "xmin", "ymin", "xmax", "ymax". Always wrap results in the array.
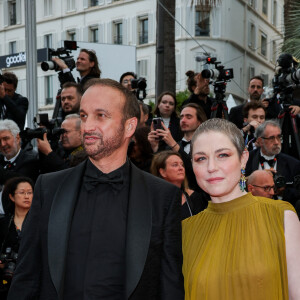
[
  {"xmin": 61, "ymin": 31, "xmax": 67, "ymax": 43},
  {"xmin": 98, "ymin": 0, "xmax": 104, "ymax": 5},
  {"xmin": 82, "ymin": 27, "xmax": 89, "ymax": 42},
  {"xmin": 123, "ymin": 19, "xmax": 127, "ymax": 45},
  {"xmin": 185, "ymin": 6, "xmax": 193, "ymax": 37},
  {"xmin": 83, "ymin": 0, "xmax": 88, "ymax": 9},
  {"xmin": 3, "ymin": 0, "xmax": 8, "ymax": 27},
  {"xmin": 148, "ymin": 13, "xmax": 154, "ymax": 43},
  {"xmin": 106, "ymin": 0, "xmax": 112, "ymax": 4},
  {"xmin": 98, "ymin": 23, "xmax": 104, "ymax": 43},
  {"xmin": 16, "ymin": 0, "xmax": 21, "ymax": 24},
  {"xmin": 248, "ymin": 21, "xmax": 252, "ymax": 47}
]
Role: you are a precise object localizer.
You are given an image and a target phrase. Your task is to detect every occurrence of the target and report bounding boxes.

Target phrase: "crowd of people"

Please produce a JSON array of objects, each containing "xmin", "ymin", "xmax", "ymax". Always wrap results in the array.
[{"xmin": 0, "ymin": 47, "xmax": 299, "ymax": 299}]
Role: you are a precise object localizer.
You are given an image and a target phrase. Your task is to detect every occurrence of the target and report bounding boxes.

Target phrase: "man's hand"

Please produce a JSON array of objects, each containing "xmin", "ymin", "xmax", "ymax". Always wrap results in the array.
[
  {"xmin": 0, "ymin": 83, "xmax": 5, "ymax": 98},
  {"xmin": 157, "ymin": 122, "xmax": 177, "ymax": 147},
  {"xmin": 242, "ymin": 120, "xmax": 260, "ymax": 133},
  {"xmin": 290, "ymin": 105, "xmax": 300, "ymax": 115},
  {"xmin": 261, "ymin": 98, "xmax": 270, "ymax": 108},
  {"xmin": 37, "ymin": 133, "xmax": 53, "ymax": 155},
  {"xmin": 52, "ymin": 57, "xmax": 68, "ymax": 70}
]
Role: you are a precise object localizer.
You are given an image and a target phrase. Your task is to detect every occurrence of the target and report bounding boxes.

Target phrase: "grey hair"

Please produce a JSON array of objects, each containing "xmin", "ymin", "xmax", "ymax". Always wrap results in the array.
[
  {"xmin": 191, "ymin": 118, "xmax": 245, "ymax": 158},
  {"xmin": 63, "ymin": 114, "xmax": 81, "ymax": 130},
  {"xmin": 255, "ymin": 119, "xmax": 281, "ymax": 138},
  {"xmin": 0, "ymin": 119, "xmax": 20, "ymax": 137}
]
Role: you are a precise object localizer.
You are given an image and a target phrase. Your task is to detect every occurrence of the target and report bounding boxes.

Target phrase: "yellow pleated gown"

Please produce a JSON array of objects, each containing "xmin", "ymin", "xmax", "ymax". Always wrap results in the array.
[{"xmin": 182, "ymin": 193, "xmax": 296, "ymax": 300}]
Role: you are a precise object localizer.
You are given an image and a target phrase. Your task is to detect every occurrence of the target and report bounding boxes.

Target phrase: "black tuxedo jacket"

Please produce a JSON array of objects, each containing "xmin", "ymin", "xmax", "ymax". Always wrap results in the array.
[
  {"xmin": 0, "ymin": 146, "xmax": 40, "ymax": 185},
  {"xmin": 8, "ymin": 160, "xmax": 184, "ymax": 300},
  {"xmin": 246, "ymin": 149, "xmax": 300, "ymax": 205}
]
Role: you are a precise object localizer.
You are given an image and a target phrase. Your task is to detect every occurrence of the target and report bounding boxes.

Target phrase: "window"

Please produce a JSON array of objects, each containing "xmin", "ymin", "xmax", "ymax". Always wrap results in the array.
[
  {"xmin": 90, "ymin": 0, "xmax": 99, "ymax": 6},
  {"xmin": 139, "ymin": 17, "xmax": 148, "ymax": 45},
  {"xmin": 114, "ymin": 22, "xmax": 123, "ymax": 44},
  {"xmin": 67, "ymin": 30, "xmax": 76, "ymax": 41},
  {"xmin": 9, "ymin": 41, "xmax": 17, "ymax": 54},
  {"xmin": 248, "ymin": 0, "xmax": 256, "ymax": 8},
  {"xmin": 45, "ymin": 76, "xmax": 53, "ymax": 105},
  {"xmin": 8, "ymin": 0, "xmax": 17, "ymax": 25},
  {"xmin": 261, "ymin": 73, "xmax": 269, "ymax": 87},
  {"xmin": 262, "ymin": 0, "xmax": 268, "ymax": 16},
  {"xmin": 195, "ymin": 8, "xmax": 210, "ymax": 36},
  {"xmin": 248, "ymin": 23, "xmax": 256, "ymax": 49},
  {"xmin": 44, "ymin": 34, "xmax": 53, "ymax": 48},
  {"xmin": 67, "ymin": 0, "xmax": 76, "ymax": 11},
  {"xmin": 44, "ymin": 0, "xmax": 52, "ymax": 16},
  {"xmin": 249, "ymin": 66, "xmax": 255, "ymax": 82},
  {"xmin": 272, "ymin": 1, "xmax": 277, "ymax": 26},
  {"xmin": 90, "ymin": 27, "xmax": 98, "ymax": 43},
  {"xmin": 260, "ymin": 32, "xmax": 267, "ymax": 57},
  {"xmin": 137, "ymin": 59, "xmax": 148, "ymax": 79}
]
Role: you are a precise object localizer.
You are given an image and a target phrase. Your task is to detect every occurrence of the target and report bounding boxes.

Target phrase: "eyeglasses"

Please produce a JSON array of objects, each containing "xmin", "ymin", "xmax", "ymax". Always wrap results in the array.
[
  {"xmin": 261, "ymin": 135, "xmax": 283, "ymax": 142},
  {"xmin": 15, "ymin": 191, "xmax": 33, "ymax": 196},
  {"xmin": 252, "ymin": 185, "xmax": 275, "ymax": 192}
]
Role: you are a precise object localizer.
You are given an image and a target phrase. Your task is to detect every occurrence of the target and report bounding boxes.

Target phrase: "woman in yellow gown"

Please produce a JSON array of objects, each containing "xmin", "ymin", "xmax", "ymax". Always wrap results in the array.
[{"xmin": 182, "ymin": 118, "xmax": 300, "ymax": 300}]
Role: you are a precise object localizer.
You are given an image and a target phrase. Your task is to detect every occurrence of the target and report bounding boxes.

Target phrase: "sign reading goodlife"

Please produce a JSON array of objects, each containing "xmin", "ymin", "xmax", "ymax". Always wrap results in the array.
[{"xmin": 0, "ymin": 49, "xmax": 48, "ymax": 69}]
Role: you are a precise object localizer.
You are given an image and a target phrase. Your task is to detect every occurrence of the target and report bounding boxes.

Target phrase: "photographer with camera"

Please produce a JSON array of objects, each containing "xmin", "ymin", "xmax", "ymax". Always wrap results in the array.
[
  {"xmin": 38, "ymin": 114, "xmax": 85, "ymax": 174},
  {"xmin": 242, "ymin": 101, "xmax": 266, "ymax": 151},
  {"xmin": 0, "ymin": 177, "xmax": 34, "ymax": 299},
  {"xmin": 120, "ymin": 71, "xmax": 137, "ymax": 92},
  {"xmin": 53, "ymin": 48, "xmax": 101, "ymax": 88},
  {"xmin": 246, "ymin": 120, "xmax": 300, "ymax": 206},
  {"xmin": 0, "ymin": 72, "xmax": 28, "ymax": 130}
]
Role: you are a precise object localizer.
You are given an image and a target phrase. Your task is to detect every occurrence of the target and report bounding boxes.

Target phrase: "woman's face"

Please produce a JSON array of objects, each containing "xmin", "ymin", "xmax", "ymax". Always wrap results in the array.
[
  {"xmin": 158, "ymin": 94, "xmax": 175, "ymax": 118},
  {"xmin": 192, "ymin": 131, "xmax": 248, "ymax": 202},
  {"xmin": 159, "ymin": 155, "xmax": 185, "ymax": 185},
  {"xmin": 9, "ymin": 182, "xmax": 33, "ymax": 210}
]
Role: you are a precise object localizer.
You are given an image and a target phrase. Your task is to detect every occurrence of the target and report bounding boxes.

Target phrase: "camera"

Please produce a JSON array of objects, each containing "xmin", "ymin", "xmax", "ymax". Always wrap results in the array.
[
  {"xmin": 0, "ymin": 247, "xmax": 18, "ymax": 284},
  {"xmin": 273, "ymin": 174, "xmax": 300, "ymax": 190},
  {"xmin": 131, "ymin": 77, "xmax": 147, "ymax": 101},
  {"xmin": 20, "ymin": 113, "xmax": 65, "ymax": 143},
  {"xmin": 41, "ymin": 40, "xmax": 78, "ymax": 72},
  {"xmin": 201, "ymin": 57, "xmax": 234, "ymax": 82}
]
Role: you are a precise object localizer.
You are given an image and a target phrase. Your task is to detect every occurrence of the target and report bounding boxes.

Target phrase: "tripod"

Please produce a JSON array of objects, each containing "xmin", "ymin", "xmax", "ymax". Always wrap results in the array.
[
  {"xmin": 210, "ymin": 81, "xmax": 229, "ymax": 119},
  {"xmin": 277, "ymin": 90, "xmax": 300, "ymax": 159}
]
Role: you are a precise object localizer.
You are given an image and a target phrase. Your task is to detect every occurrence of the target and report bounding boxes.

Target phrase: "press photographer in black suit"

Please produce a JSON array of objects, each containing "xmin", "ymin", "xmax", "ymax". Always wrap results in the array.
[
  {"xmin": 9, "ymin": 78, "xmax": 184, "ymax": 300},
  {"xmin": 0, "ymin": 72, "xmax": 28, "ymax": 130}
]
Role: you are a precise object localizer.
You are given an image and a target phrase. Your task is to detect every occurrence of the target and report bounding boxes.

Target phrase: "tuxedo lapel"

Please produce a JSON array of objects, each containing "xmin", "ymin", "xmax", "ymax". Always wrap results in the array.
[
  {"xmin": 125, "ymin": 163, "xmax": 152, "ymax": 299},
  {"xmin": 252, "ymin": 149, "xmax": 260, "ymax": 171},
  {"xmin": 48, "ymin": 161, "xmax": 86, "ymax": 299},
  {"xmin": 276, "ymin": 154, "xmax": 287, "ymax": 177}
]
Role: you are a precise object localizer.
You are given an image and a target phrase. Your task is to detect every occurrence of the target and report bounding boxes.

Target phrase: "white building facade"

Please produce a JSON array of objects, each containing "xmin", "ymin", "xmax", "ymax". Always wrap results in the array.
[{"xmin": 0, "ymin": 0, "xmax": 284, "ymax": 115}]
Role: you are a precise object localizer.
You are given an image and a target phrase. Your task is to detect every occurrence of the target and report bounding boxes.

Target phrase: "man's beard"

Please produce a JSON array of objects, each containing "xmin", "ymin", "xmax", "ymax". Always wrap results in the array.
[
  {"xmin": 250, "ymin": 92, "xmax": 261, "ymax": 101},
  {"xmin": 264, "ymin": 145, "xmax": 281, "ymax": 156},
  {"xmin": 82, "ymin": 125, "xmax": 125, "ymax": 160}
]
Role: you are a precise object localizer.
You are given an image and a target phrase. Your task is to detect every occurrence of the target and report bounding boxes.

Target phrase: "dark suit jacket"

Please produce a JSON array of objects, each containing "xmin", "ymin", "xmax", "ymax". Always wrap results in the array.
[
  {"xmin": 0, "ymin": 93, "xmax": 28, "ymax": 130},
  {"xmin": 246, "ymin": 149, "xmax": 300, "ymax": 205},
  {"xmin": 0, "ymin": 145, "xmax": 40, "ymax": 185},
  {"xmin": 8, "ymin": 160, "xmax": 184, "ymax": 300}
]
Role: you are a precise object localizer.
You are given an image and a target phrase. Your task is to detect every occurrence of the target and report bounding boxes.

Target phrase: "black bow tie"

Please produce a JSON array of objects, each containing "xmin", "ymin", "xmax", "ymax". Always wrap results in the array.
[
  {"xmin": 181, "ymin": 140, "xmax": 191, "ymax": 148},
  {"xmin": 259, "ymin": 156, "xmax": 277, "ymax": 168},
  {"xmin": 83, "ymin": 171, "xmax": 124, "ymax": 193}
]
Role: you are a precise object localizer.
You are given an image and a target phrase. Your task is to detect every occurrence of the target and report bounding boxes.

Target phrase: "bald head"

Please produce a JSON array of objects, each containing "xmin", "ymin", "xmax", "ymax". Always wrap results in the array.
[{"xmin": 247, "ymin": 170, "xmax": 275, "ymax": 199}]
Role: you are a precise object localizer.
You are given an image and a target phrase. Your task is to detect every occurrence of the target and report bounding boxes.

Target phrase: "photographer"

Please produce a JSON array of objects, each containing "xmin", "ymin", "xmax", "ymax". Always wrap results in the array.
[
  {"xmin": 242, "ymin": 101, "xmax": 266, "ymax": 151},
  {"xmin": 53, "ymin": 48, "xmax": 101, "ymax": 88},
  {"xmin": 38, "ymin": 114, "xmax": 86, "ymax": 174},
  {"xmin": 0, "ymin": 177, "xmax": 34, "ymax": 299},
  {"xmin": 0, "ymin": 72, "xmax": 28, "ymax": 130},
  {"xmin": 120, "ymin": 71, "xmax": 137, "ymax": 92}
]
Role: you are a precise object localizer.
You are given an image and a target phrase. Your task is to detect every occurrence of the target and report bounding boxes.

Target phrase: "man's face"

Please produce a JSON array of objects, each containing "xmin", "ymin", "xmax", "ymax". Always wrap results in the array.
[
  {"xmin": 76, "ymin": 51, "xmax": 94, "ymax": 76},
  {"xmin": 245, "ymin": 108, "xmax": 265, "ymax": 124},
  {"xmin": 60, "ymin": 119, "xmax": 81, "ymax": 150},
  {"xmin": 248, "ymin": 173, "xmax": 275, "ymax": 198},
  {"xmin": 61, "ymin": 87, "xmax": 81, "ymax": 114},
  {"xmin": 0, "ymin": 130, "xmax": 20, "ymax": 159},
  {"xmin": 3, "ymin": 82, "xmax": 16, "ymax": 98},
  {"xmin": 258, "ymin": 125, "xmax": 282, "ymax": 156},
  {"xmin": 248, "ymin": 79, "xmax": 263, "ymax": 101},
  {"xmin": 180, "ymin": 107, "xmax": 201, "ymax": 133},
  {"xmin": 80, "ymin": 85, "xmax": 132, "ymax": 161},
  {"xmin": 197, "ymin": 75, "xmax": 210, "ymax": 96},
  {"xmin": 121, "ymin": 75, "xmax": 135, "ymax": 91}
]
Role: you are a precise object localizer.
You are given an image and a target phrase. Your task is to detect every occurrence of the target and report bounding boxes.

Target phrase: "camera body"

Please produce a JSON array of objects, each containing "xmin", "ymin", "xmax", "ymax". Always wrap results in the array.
[
  {"xmin": 0, "ymin": 247, "xmax": 18, "ymax": 285},
  {"xmin": 131, "ymin": 77, "xmax": 147, "ymax": 101},
  {"xmin": 201, "ymin": 57, "xmax": 234, "ymax": 82},
  {"xmin": 41, "ymin": 40, "xmax": 78, "ymax": 72}
]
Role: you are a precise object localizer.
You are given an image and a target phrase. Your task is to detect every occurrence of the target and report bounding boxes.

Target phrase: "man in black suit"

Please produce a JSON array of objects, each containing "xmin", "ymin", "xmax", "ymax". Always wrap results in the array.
[
  {"xmin": 0, "ymin": 119, "xmax": 40, "ymax": 213},
  {"xmin": 9, "ymin": 79, "xmax": 184, "ymax": 300},
  {"xmin": 245, "ymin": 120, "xmax": 300, "ymax": 205},
  {"xmin": 0, "ymin": 72, "xmax": 28, "ymax": 130}
]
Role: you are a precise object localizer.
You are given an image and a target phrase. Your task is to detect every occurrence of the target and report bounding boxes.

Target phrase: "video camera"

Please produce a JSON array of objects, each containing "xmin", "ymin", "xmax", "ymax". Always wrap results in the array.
[
  {"xmin": 0, "ymin": 247, "xmax": 18, "ymax": 287},
  {"xmin": 201, "ymin": 57, "xmax": 234, "ymax": 82},
  {"xmin": 41, "ymin": 40, "xmax": 78, "ymax": 72},
  {"xmin": 131, "ymin": 77, "xmax": 147, "ymax": 101},
  {"xmin": 20, "ymin": 113, "xmax": 65, "ymax": 146}
]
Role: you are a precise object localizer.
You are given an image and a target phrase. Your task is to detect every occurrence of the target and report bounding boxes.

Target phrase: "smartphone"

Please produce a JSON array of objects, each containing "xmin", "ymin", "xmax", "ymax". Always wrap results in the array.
[{"xmin": 152, "ymin": 117, "xmax": 164, "ymax": 131}]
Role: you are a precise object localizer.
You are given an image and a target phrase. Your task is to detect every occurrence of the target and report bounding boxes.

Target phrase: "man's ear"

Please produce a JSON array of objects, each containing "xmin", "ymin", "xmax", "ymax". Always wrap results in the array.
[
  {"xmin": 247, "ymin": 184, "xmax": 254, "ymax": 193},
  {"xmin": 125, "ymin": 117, "xmax": 138, "ymax": 138}
]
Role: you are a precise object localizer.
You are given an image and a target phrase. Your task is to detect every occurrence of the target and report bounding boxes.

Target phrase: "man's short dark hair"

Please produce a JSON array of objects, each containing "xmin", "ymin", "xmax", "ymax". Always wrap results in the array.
[
  {"xmin": 138, "ymin": 100, "xmax": 149, "ymax": 115},
  {"xmin": 80, "ymin": 49, "xmax": 101, "ymax": 78},
  {"xmin": 181, "ymin": 103, "xmax": 207, "ymax": 123},
  {"xmin": 62, "ymin": 82, "xmax": 83, "ymax": 96},
  {"xmin": 3, "ymin": 72, "xmax": 18, "ymax": 89},
  {"xmin": 119, "ymin": 72, "xmax": 137, "ymax": 84},
  {"xmin": 243, "ymin": 101, "xmax": 266, "ymax": 118},
  {"xmin": 84, "ymin": 78, "xmax": 140, "ymax": 123},
  {"xmin": 249, "ymin": 75, "xmax": 264, "ymax": 87}
]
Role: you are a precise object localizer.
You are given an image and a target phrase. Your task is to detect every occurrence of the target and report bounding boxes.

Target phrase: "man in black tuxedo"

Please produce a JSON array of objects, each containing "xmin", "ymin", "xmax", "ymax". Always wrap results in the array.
[
  {"xmin": 0, "ymin": 72, "xmax": 28, "ymax": 130},
  {"xmin": 245, "ymin": 120, "xmax": 300, "ymax": 205},
  {"xmin": 9, "ymin": 79, "xmax": 184, "ymax": 300}
]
